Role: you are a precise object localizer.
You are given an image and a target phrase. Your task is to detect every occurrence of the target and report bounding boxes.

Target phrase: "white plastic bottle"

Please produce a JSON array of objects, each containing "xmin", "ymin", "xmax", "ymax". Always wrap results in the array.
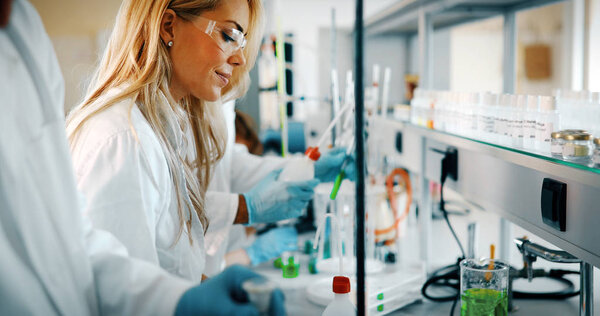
[
  {"xmin": 322, "ymin": 276, "xmax": 356, "ymax": 316},
  {"xmin": 535, "ymin": 96, "xmax": 560, "ymax": 153},
  {"xmin": 523, "ymin": 95, "xmax": 539, "ymax": 150},
  {"xmin": 513, "ymin": 95, "xmax": 526, "ymax": 148},
  {"xmin": 278, "ymin": 147, "xmax": 319, "ymax": 181}
]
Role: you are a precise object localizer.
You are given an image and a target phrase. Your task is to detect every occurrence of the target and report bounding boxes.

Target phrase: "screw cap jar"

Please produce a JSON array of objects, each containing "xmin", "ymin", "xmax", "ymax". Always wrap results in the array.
[{"xmin": 562, "ymin": 131, "xmax": 593, "ymax": 162}]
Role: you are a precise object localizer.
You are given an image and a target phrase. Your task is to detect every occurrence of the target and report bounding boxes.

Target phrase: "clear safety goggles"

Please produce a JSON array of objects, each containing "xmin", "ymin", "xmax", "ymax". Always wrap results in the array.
[{"xmin": 189, "ymin": 16, "xmax": 247, "ymax": 56}]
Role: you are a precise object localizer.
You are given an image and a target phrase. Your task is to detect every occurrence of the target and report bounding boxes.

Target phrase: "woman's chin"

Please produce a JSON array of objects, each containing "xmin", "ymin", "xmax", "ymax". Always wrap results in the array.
[{"xmin": 194, "ymin": 89, "xmax": 221, "ymax": 102}]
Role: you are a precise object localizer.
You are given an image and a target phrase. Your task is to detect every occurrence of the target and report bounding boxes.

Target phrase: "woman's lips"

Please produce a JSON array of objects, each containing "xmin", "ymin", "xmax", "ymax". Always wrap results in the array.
[{"xmin": 215, "ymin": 71, "xmax": 230, "ymax": 86}]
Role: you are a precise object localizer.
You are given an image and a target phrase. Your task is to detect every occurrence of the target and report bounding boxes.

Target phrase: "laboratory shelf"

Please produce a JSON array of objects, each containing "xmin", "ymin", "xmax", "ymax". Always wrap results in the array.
[
  {"xmin": 365, "ymin": 0, "xmax": 565, "ymax": 36},
  {"xmin": 412, "ymin": 123, "xmax": 600, "ymax": 176},
  {"xmin": 380, "ymin": 117, "xmax": 600, "ymax": 268}
]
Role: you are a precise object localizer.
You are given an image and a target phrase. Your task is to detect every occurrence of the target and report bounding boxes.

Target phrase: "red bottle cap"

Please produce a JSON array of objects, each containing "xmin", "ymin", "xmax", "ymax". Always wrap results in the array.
[
  {"xmin": 332, "ymin": 276, "xmax": 351, "ymax": 294},
  {"xmin": 305, "ymin": 146, "xmax": 321, "ymax": 161}
]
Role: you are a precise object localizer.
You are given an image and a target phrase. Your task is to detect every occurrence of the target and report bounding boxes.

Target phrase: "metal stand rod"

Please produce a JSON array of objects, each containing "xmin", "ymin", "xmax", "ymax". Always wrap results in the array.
[
  {"xmin": 354, "ymin": 0, "xmax": 365, "ymax": 315},
  {"xmin": 418, "ymin": 142, "xmax": 432, "ymax": 273},
  {"xmin": 580, "ymin": 261, "xmax": 593, "ymax": 316}
]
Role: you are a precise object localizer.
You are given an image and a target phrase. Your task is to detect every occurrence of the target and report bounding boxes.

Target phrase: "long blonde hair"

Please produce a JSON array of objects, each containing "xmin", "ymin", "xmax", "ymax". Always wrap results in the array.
[{"xmin": 66, "ymin": 0, "xmax": 264, "ymax": 244}]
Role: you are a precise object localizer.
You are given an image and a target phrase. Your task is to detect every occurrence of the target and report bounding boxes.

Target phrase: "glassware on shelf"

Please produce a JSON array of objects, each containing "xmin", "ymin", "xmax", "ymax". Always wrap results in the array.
[
  {"xmin": 592, "ymin": 138, "xmax": 600, "ymax": 168},
  {"xmin": 550, "ymin": 131, "xmax": 564, "ymax": 158},
  {"xmin": 562, "ymin": 131, "xmax": 593, "ymax": 163}
]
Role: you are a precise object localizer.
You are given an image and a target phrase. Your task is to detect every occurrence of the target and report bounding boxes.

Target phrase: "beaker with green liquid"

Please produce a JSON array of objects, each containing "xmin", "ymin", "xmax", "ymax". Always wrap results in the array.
[{"xmin": 460, "ymin": 258, "xmax": 509, "ymax": 316}]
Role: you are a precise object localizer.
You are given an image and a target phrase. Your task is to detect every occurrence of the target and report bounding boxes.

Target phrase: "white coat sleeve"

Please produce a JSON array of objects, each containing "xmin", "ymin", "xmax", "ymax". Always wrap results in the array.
[
  {"xmin": 82, "ymin": 215, "xmax": 193, "ymax": 315},
  {"xmin": 230, "ymin": 144, "xmax": 289, "ymax": 193},
  {"xmin": 74, "ymin": 129, "xmax": 168, "ymax": 264}
]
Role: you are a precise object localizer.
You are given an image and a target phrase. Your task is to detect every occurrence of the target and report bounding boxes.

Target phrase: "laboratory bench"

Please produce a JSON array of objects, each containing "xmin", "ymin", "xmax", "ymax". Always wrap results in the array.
[
  {"xmin": 254, "ymin": 206, "xmax": 593, "ymax": 315},
  {"xmin": 252, "ymin": 116, "xmax": 600, "ymax": 315}
]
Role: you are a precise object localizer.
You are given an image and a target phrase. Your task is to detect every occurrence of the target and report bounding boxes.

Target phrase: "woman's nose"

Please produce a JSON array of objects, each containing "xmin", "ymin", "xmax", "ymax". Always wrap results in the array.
[{"xmin": 229, "ymin": 48, "xmax": 246, "ymax": 67}]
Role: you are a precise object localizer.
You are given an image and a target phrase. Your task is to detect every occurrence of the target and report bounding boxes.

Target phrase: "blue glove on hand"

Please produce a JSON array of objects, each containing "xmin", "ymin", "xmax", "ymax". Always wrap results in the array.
[
  {"xmin": 175, "ymin": 265, "xmax": 286, "ymax": 316},
  {"xmin": 243, "ymin": 169, "xmax": 319, "ymax": 224},
  {"xmin": 246, "ymin": 227, "xmax": 298, "ymax": 266},
  {"xmin": 314, "ymin": 147, "xmax": 357, "ymax": 182}
]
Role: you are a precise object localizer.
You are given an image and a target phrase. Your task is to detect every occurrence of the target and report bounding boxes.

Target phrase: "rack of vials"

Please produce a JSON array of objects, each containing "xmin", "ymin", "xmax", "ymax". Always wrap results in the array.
[{"xmin": 409, "ymin": 89, "xmax": 600, "ymax": 168}]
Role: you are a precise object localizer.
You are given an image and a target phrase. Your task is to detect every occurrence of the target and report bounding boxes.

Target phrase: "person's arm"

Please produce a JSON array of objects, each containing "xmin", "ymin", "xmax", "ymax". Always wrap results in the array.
[
  {"xmin": 230, "ymin": 144, "xmax": 288, "ymax": 193},
  {"xmin": 234, "ymin": 194, "xmax": 249, "ymax": 224}
]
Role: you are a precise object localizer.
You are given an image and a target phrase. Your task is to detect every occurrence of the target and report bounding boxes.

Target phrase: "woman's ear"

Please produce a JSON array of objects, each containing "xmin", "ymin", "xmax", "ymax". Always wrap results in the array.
[{"xmin": 160, "ymin": 9, "xmax": 177, "ymax": 45}]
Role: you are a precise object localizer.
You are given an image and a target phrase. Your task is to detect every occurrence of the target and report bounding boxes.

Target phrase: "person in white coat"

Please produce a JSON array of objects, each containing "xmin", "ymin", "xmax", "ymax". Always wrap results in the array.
[
  {"xmin": 0, "ymin": 0, "xmax": 284, "ymax": 314},
  {"xmin": 66, "ymin": 0, "xmax": 319, "ymax": 283},
  {"xmin": 204, "ymin": 101, "xmax": 287, "ymax": 275},
  {"xmin": 204, "ymin": 101, "xmax": 358, "ymax": 275}
]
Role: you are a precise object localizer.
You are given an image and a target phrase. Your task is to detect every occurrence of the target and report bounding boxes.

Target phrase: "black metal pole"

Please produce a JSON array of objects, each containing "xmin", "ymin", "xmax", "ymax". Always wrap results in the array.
[{"xmin": 354, "ymin": 0, "xmax": 365, "ymax": 315}]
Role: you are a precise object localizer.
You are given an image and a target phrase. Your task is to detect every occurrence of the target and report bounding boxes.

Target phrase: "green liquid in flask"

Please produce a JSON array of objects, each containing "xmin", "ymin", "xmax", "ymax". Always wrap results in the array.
[{"xmin": 461, "ymin": 288, "xmax": 508, "ymax": 316}]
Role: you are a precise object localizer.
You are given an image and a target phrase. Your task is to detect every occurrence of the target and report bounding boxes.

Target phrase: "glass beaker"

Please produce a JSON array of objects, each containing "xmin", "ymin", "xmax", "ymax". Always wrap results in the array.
[
  {"xmin": 312, "ymin": 181, "xmax": 386, "ymax": 274},
  {"xmin": 460, "ymin": 258, "xmax": 509, "ymax": 316}
]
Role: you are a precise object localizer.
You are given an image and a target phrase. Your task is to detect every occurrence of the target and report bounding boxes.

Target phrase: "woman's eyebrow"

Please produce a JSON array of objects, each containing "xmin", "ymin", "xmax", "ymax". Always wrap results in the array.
[{"xmin": 226, "ymin": 20, "xmax": 246, "ymax": 35}]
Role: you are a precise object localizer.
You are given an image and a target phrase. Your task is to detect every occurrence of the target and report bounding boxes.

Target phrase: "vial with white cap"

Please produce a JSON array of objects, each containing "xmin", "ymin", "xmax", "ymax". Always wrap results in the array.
[
  {"xmin": 321, "ymin": 276, "xmax": 356, "ymax": 316},
  {"xmin": 523, "ymin": 95, "xmax": 539, "ymax": 150},
  {"xmin": 535, "ymin": 96, "xmax": 560, "ymax": 153}
]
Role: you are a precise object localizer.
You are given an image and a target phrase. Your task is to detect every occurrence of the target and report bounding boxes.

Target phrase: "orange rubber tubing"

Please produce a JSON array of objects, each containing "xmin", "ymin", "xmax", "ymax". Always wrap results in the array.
[{"xmin": 374, "ymin": 168, "xmax": 412, "ymax": 239}]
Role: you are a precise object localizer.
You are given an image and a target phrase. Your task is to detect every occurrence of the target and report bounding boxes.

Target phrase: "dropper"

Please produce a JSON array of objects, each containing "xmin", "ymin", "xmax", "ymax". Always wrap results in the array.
[
  {"xmin": 329, "ymin": 138, "xmax": 355, "ymax": 200},
  {"xmin": 305, "ymin": 101, "xmax": 354, "ymax": 158}
]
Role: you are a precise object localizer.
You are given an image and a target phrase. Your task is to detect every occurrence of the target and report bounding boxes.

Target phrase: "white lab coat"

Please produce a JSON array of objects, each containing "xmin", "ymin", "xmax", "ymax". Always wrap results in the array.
[
  {"xmin": 203, "ymin": 101, "xmax": 288, "ymax": 276},
  {"xmin": 68, "ymin": 87, "xmax": 219, "ymax": 283},
  {"xmin": 0, "ymin": 1, "xmax": 191, "ymax": 315}
]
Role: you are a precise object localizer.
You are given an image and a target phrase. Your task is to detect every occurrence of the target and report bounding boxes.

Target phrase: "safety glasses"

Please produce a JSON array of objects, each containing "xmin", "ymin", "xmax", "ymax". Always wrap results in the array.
[{"xmin": 189, "ymin": 16, "xmax": 247, "ymax": 56}]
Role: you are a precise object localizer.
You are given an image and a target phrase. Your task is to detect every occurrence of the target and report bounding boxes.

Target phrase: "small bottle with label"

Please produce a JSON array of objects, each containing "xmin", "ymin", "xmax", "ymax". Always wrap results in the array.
[
  {"xmin": 278, "ymin": 147, "xmax": 320, "ymax": 181},
  {"xmin": 535, "ymin": 96, "xmax": 559, "ymax": 153},
  {"xmin": 322, "ymin": 276, "xmax": 356, "ymax": 316}
]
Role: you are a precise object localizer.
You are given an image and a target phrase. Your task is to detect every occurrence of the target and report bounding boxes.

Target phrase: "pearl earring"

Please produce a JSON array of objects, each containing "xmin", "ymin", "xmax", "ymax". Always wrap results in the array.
[{"xmin": 168, "ymin": 41, "xmax": 173, "ymax": 47}]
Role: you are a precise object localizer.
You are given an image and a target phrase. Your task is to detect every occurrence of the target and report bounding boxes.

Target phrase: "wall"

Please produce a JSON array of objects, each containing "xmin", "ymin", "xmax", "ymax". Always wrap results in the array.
[
  {"xmin": 450, "ymin": 17, "xmax": 504, "ymax": 93},
  {"xmin": 29, "ymin": 0, "xmax": 120, "ymax": 113},
  {"xmin": 449, "ymin": 2, "xmax": 566, "ymax": 95},
  {"xmin": 408, "ymin": 29, "xmax": 451, "ymax": 91},
  {"xmin": 588, "ymin": 0, "xmax": 600, "ymax": 91}
]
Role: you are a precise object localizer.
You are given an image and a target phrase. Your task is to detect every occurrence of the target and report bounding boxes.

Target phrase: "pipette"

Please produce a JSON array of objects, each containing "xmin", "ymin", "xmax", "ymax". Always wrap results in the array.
[
  {"xmin": 305, "ymin": 101, "xmax": 354, "ymax": 158},
  {"xmin": 381, "ymin": 67, "xmax": 391, "ymax": 117},
  {"xmin": 329, "ymin": 138, "xmax": 355, "ymax": 200}
]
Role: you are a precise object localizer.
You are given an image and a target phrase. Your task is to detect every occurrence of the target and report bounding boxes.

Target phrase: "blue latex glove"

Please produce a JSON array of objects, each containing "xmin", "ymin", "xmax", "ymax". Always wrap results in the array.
[
  {"xmin": 314, "ymin": 147, "xmax": 357, "ymax": 182},
  {"xmin": 243, "ymin": 169, "xmax": 319, "ymax": 224},
  {"xmin": 246, "ymin": 227, "xmax": 298, "ymax": 266},
  {"xmin": 175, "ymin": 265, "xmax": 286, "ymax": 316}
]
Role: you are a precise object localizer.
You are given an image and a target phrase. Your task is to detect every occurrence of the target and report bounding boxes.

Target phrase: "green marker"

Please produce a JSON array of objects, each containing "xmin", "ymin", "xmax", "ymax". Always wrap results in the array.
[{"xmin": 329, "ymin": 140, "xmax": 355, "ymax": 200}]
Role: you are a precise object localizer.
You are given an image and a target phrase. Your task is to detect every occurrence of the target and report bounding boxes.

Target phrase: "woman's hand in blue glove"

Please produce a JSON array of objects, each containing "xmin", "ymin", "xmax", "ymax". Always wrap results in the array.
[
  {"xmin": 245, "ymin": 227, "xmax": 298, "ymax": 266},
  {"xmin": 175, "ymin": 265, "xmax": 285, "ymax": 316},
  {"xmin": 314, "ymin": 147, "xmax": 356, "ymax": 182},
  {"xmin": 243, "ymin": 169, "xmax": 319, "ymax": 224}
]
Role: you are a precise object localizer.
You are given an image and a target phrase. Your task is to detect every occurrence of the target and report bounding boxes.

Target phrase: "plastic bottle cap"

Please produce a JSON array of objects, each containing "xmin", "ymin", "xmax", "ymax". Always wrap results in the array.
[
  {"xmin": 305, "ymin": 146, "xmax": 321, "ymax": 161},
  {"xmin": 539, "ymin": 96, "xmax": 557, "ymax": 111},
  {"xmin": 332, "ymin": 276, "xmax": 351, "ymax": 294},
  {"xmin": 526, "ymin": 95, "xmax": 539, "ymax": 111}
]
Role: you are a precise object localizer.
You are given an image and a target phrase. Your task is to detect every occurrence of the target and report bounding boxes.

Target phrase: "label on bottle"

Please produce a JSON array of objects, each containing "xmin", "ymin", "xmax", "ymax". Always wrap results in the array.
[
  {"xmin": 563, "ymin": 143, "xmax": 575, "ymax": 156},
  {"xmin": 537, "ymin": 121, "xmax": 547, "ymax": 143},
  {"xmin": 543, "ymin": 122, "xmax": 553, "ymax": 143},
  {"xmin": 525, "ymin": 119, "xmax": 536, "ymax": 139},
  {"xmin": 551, "ymin": 143, "xmax": 562, "ymax": 156},
  {"xmin": 516, "ymin": 119, "xmax": 524, "ymax": 138}
]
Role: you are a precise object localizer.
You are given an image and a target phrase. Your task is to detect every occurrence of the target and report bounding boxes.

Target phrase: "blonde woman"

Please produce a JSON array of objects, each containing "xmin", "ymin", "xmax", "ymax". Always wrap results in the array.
[{"xmin": 66, "ymin": 0, "xmax": 318, "ymax": 291}]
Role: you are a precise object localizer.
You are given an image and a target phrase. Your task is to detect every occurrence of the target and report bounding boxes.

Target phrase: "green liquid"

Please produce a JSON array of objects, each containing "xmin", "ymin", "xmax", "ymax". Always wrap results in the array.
[{"xmin": 461, "ymin": 288, "xmax": 508, "ymax": 316}]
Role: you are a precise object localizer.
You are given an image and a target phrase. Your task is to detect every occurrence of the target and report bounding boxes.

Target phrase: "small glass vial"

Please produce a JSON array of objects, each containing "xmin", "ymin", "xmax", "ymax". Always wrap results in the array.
[
  {"xmin": 593, "ymin": 138, "xmax": 600, "ymax": 168},
  {"xmin": 562, "ymin": 132, "xmax": 593, "ymax": 162},
  {"xmin": 550, "ymin": 132, "xmax": 564, "ymax": 158}
]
